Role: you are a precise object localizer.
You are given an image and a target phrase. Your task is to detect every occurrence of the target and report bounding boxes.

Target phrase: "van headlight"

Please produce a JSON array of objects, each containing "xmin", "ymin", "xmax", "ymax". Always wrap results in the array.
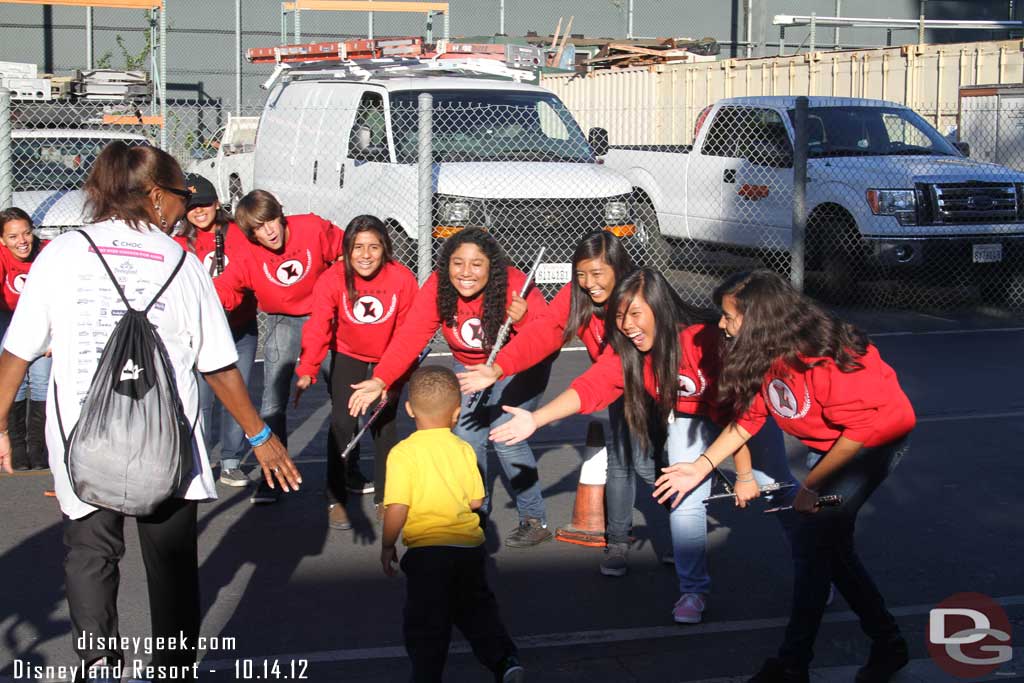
[
  {"xmin": 442, "ymin": 200, "xmax": 473, "ymax": 225},
  {"xmin": 604, "ymin": 200, "xmax": 629, "ymax": 224}
]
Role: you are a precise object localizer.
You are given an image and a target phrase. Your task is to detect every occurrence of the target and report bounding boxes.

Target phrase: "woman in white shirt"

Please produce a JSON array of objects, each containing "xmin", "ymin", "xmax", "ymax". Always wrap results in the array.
[{"xmin": 0, "ymin": 142, "xmax": 301, "ymax": 681}]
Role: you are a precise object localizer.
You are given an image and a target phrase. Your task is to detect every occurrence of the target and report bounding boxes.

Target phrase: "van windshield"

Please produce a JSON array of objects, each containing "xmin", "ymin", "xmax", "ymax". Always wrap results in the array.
[
  {"xmin": 789, "ymin": 106, "xmax": 959, "ymax": 158},
  {"xmin": 390, "ymin": 89, "xmax": 593, "ymax": 164}
]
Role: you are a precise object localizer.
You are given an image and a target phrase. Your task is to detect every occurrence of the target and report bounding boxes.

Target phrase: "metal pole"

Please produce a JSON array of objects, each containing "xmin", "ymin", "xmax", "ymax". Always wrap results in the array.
[
  {"xmin": 0, "ymin": 89, "xmax": 11, "ymax": 212},
  {"xmin": 918, "ymin": 0, "xmax": 927, "ymax": 44},
  {"xmin": 809, "ymin": 12, "xmax": 817, "ymax": 52},
  {"xmin": 791, "ymin": 96, "xmax": 808, "ymax": 292},
  {"xmin": 627, "ymin": 0, "xmax": 634, "ymax": 39},
  {"xmin": 443, "ymin": 11, "xmax": 449, "ymax": 41},
  {"xmin": 295, "ymin": 6, "xmax": 302, "ymax": 43},
  {"xmin": 745, "ymin": 0, "xmax": 753, "ymax": 57},
  {"xmin": 778, "ymin": 26, "xmax": 785, "ymax": 56},
  {"xmin": 417, "ymin": 93, "xmax": 433, "ymax": 284},
  {"xmin": 159, "ymin": 3, "xmax": 167, "ymax": 151},
  {"xmin": 499, "ymin": 0, "xmax": 505, "ymax": 35},
  {"xmin": 833, "ymin": 0, "xmax": 841, "ymax": 49},
  {"xmin": 235, "ymin": 0, "xmax": 242, "ymax": 115},
  {"xmin": 86, "ymin": 7, "xmax": 93, "ymax": 69},
  {"xmin": 369, "ymin": 10, "xmax": 374, "ymax": 39},
  {"xmin": 426, "ymin": 11, "xmax": 433, "ymax": 43},
  {"xmin": 281, "ymin": 6, "xmax": 287, "ymax": 45}
]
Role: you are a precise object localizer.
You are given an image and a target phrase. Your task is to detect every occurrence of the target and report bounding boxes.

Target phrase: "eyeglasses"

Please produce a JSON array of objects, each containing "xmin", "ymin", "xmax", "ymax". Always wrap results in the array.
[{"xmin": 159, "ymin": 185, "xmax": 193, "ymax": 204}]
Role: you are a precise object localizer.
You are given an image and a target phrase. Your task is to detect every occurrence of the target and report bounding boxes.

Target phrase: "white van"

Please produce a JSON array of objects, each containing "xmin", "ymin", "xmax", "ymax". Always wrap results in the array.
[{"xmin": 251, "ymin": 59, "xmax": 658, "ymax": 267}]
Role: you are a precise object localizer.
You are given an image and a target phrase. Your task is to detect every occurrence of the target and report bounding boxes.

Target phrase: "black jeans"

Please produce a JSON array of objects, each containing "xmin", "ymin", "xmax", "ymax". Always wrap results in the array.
[
  {"xmin": 63, "ymin": 497, "xmax": 199, "ymax": 681},
  {"xmin": 778, "ymin": 436, "xmax": 911, "ymax": 668},
  {"xmin": 328, "ymin": 351, "xmax": 401, "ymax": 505},
  {"xmin": 401, "ymin": 545, "xmax": 516, "ymax": 682}
]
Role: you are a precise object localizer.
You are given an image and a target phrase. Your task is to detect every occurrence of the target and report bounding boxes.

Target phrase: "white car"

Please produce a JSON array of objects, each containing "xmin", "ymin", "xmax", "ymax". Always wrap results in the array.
[{"xmin": 11, "ymin": 129, "xmax": 150, "ymax": 240}]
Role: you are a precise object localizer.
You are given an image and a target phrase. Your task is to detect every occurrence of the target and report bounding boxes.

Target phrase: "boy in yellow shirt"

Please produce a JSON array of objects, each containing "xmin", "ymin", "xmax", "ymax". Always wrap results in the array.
[{"xmin": 381, "ymin": 366, "xmax": 525, "ymax": 683}]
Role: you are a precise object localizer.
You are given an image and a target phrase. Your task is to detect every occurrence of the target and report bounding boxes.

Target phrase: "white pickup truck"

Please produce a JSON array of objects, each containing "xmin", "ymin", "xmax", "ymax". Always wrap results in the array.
[
  {"xmin": 603, "ymin": 96, "xmax": 1024, "ymax": 298},
  {"xmin": 187, "ymin": 114, "xmax": 258, "ymax": 209},
  {"xmin": 249, "ymin": 58, "xmax": 660, "ymax": 271}
]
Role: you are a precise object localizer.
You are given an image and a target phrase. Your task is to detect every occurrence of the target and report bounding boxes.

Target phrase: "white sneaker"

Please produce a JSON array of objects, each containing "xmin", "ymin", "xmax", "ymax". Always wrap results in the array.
[{"xmin": 672, "ymin": 593, "xmax": 707, "ymax": 624}]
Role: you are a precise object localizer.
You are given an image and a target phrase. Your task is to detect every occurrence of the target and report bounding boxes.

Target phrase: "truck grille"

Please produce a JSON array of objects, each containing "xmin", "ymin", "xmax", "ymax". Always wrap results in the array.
[
  {"xmin": 919, "ymin": 182, "xmax": 1022, "ymax": 225},
  {"xmin": 483, "ymin": 197, "xmax": 608, "ymax": 262}
]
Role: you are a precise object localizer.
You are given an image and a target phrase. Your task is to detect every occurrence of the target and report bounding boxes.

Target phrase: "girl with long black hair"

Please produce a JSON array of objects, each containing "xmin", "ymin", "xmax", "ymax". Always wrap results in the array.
[
  {"xmin": 459, "ymin": 230, "xmax": 647, "ymax": 574},
  {"xmin": 295, "ymin": 215, "xmax": 418, "ymax": 530},
  {"xmin": 350, "ymin": 227, "xmax": 553, "ymax": 547},
  {"xmin": 492, "ymin": 268, "xmax": 796, "ymax": 624},
  {"xmin": 653, "ymin": 270, "xmax": 914, "ymax": 682}
]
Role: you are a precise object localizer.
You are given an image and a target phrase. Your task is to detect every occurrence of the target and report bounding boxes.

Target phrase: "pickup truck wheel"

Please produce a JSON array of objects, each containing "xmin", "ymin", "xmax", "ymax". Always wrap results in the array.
[
  {"xmin": 228, "ymin": 174, "xmax": 244, "ymax": 208},
  {"xmin": 632, "ymin": 196, "xmax": 673, "ymax": 269},
  {"xmin": 388, "ymin": 223, "xmax": 418, "ymax": 269},
  {"xmin": 807, "ymin": 207, "xmax": 865, "ymax": 303}
]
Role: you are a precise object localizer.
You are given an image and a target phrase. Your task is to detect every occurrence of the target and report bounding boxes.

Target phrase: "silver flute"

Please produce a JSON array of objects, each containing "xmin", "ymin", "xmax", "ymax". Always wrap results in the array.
[{"xmin": 702, "ymin": 482, "xmax": 795, "ymax": 504}]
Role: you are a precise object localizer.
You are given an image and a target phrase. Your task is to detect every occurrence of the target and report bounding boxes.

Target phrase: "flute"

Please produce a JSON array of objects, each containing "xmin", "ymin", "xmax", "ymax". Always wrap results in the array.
[
  {"xmin": 764, "ymin": 494, "xmax": 843, "ymax": 514},
  {"xmin": 702, "ymin": 482, "xmax": 795, "ymax": 504},
  {"xmin": 466, "ymin": 246, "xmax": 546, "ymax": 410},
  {"xmin": 214, "ymin": 227, "xmax": 225, "ymax": 276}
]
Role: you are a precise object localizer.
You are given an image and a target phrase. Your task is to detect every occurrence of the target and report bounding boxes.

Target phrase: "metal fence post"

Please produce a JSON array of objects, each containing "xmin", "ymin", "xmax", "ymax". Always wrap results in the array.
[
  {"xmin": 159, "ymin": 3, "xmax": 168, "ymax": 150},
  {"xmin": 417, "ymin": 93, "xmax": 434, "ymax": 284},
  {"xmin": 235, "ymin": 0, "xmax": 242, "ymax": 114},
  {"xmin": 0, "ymin": 89, "xmax": 11, "ymax": 212},
  {"xmin": 791, "ymin": 96, "xmax": 809, "ymax": 291}
]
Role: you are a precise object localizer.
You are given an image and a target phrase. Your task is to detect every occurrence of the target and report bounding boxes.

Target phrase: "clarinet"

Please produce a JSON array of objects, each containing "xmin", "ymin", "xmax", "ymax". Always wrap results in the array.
[{"xmin": 214, "ymin": 227, "xmax": 225, "ymax": 277}]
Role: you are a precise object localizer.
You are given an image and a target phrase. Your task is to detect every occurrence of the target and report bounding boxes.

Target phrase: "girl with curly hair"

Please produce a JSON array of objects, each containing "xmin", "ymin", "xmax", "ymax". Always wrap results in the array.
[
  {"xmin": 351, "ymin": 227, "xmax": 553, "ymax": 547},
  {"xmin": 492, "ymin": 268, "xmax": 797, "ymax": 624},
  {"xmin": 653, "ymin": 270, "xmax": 915, "ymax": 683}
]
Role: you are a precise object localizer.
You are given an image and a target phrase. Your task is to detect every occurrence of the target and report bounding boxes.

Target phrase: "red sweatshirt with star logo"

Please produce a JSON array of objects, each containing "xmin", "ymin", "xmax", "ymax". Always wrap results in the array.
[
  {"xmin": 0, "ymin": 240, "xmax": 45, "ymax": 312},
  {"xmin": 373, "ymin": 267, "xmax": 548, "ymax": 388},
  {"xmin": 495, "ymin": 282, "xmax": 610, "ymax": 376},
  {"xmin": 569, "ymin": 323, "xmax": 724, "ymax": 421},
  {"xmin": 213, "ymin": 214, "xmax": 344, "ymax": 316},
  {"xmin": 173, "ymin": 223, "xmax": 257, "ymax": 330},
  {"xmin": 295, "ymin": 260, "xmax": 419, "ymax": 379},
  {"xmin": 734, "ymin": 344, "xmax": 916, "ymax": 451}
]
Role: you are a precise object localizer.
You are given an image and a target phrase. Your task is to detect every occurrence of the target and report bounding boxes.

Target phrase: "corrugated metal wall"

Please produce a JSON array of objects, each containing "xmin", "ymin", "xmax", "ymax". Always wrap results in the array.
[{"xmin": 544, "ymin": 39, "xmax": 1024, "ymax": 145}]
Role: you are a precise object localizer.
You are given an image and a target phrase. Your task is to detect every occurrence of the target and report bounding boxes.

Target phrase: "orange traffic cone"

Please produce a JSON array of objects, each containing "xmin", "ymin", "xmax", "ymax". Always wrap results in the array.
[{"xmin": 556, "ymin": 420, "xmax": 607, "ymax": 547}]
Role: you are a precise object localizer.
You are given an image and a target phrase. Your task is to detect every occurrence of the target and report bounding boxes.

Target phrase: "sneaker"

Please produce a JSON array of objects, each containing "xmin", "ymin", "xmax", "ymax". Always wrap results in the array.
[
  {"xmin": 497, "ymin": 655, "xmax": 525, "ymax": 683},
  {"xmin": 826, "ymin": 582, "xmax": 836, "ymax": 607},
  {"xmin": 672, "ymin": 593, "xmax": 708, "ymax": 624},
  {"xmin": 661, "ymin": 552, "xmax": 676, "ymax": 566},
  {"xmin": 218, "ymin": 468, "xmax": 249, "ymax": 487},
  {"xmin": 328, "ymin": 503, "xmax": 352, "ymax": 530},
  {"xmin": 249, "ymin": 478, "xmax": 279, "ymax": 504},
  {"xmin": 855, "ymin": 636, "xmax": 909, "ymax": 683},
  {"xmin": 600, "ymin": 543, "xmax": 629, "ymax": 577},
  {"xmin": 747, "ymin": 657, "xmax": 809, "ymax": 683},
  {"xmin": 346, "ymin": 470, "xmax": 375, "ymax": 494},
  {"xmin": 504, "ymin": 518, "xmax": 552, "ymax": 548}
]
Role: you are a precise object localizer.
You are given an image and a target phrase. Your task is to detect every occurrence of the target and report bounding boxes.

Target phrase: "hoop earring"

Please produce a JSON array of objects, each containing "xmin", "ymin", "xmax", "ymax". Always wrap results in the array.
[{"xmin": 154, "ymin": 202, "xmax": 168, "ymax": 231}]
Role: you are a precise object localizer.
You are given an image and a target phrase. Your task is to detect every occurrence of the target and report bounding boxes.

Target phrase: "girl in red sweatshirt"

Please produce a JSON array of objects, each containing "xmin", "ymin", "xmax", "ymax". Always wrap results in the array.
[
  {"xmin": 653, "ymin": 270, "xmax": 915, "ymax": 683},
  {"xmin": 294, "ymin": 216, "xmax": 418, "ymax": 529},
  {"xmin": 492, "ymin": 268, "xmax": 797, "ymax": 625},
  {"xmin": 213, "ymin": 190, "xmax": 345, "ymax": 504},
  {"xmin": 174, "ymin": 174, "xmax": 258, "ymax": 488},
  {"xmin": 349, "ymin": 227, "xmax": 553, "ymax": 548},
  {"xmin": 0, "ymin": 207, "xmax": 49, "ymax": 471}
]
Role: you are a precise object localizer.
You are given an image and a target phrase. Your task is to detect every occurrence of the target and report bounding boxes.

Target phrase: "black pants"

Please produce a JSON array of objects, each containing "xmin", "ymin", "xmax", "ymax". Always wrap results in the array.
[
  {"xmin": 401, "ymin": 545, "xmax": 516, "ymax": 682},
  {"xmin": 328, "ymin": 351, "xmax": 401, "ymax": 505},
  {"xmin": 64, "ymin": 497, "xmax": 199, "ymax": 681},
  {"xmin": 778, "ymin": 436, "xmax": 910, "ymax": 668}
]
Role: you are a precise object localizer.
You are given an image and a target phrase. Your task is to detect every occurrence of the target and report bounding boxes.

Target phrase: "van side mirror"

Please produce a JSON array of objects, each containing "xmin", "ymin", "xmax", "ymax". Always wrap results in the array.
[
  {"xmin": 588, "ymin": 127, "xmax": 609, "ymax": 157},
  {"xmin": 953, "ymin": 141, "xmax": 970, "ymax": 157}
]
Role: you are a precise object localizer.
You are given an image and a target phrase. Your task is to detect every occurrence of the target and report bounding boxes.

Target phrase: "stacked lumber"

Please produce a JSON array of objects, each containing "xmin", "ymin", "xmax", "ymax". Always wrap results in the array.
[{"xmin": 587, "ymin": 38, "xmax": 719, "ymax": 69}]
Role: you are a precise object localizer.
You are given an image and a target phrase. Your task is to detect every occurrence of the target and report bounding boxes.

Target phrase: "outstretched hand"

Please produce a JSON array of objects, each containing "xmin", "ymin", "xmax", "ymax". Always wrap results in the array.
[
  {"xmin": 489, "ymin": 406, "xmax": 537, "ymax": 445},
  {"xmin": 293, "ymin": 375, "xmax": 312, "ymax": 408},
  {"xmin": 252, "ymin": 434, "xmax": 302, "ymax": 492},
  {"xmin": 457, "ymin": 364, "xmax": 502, "ymax": 395},
  {"xmin": 349, "ymin": 378, "xmax": 386, "ymax": 417},
  {"xmin": 653, "ymin": 461, "xmax": 710, "ymax": 508}
]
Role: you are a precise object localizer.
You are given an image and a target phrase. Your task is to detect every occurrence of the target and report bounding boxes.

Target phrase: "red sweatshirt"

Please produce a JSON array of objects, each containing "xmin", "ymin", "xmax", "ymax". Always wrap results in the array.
[
  {"xmin": 213, "ymin": 214, "xmax": 344, "ymax": 316},
  {"xmin": 496, "ymin": 282, "xmax": 609, "ymax": 375},
  {"xmin": 734, "ymin": 344, "xmax": 916, "ymax": 451},
  {"xmin": 173, "ymin": 224, "xmax": 257, "ymax": 330},
  {"xmin": 373, "ymin": 267, "xmax": 549, "ymax": 388},
  {"xmin": 0, "ymin": 240, "xmax": 45, "ymax": 312},
  {"xmin": 295, "ymin": 260, "xmax": 419, "ymax": 378},
  {"xmin": 571, "ymin": 323, "xmax": 723, "ymax": 420}
]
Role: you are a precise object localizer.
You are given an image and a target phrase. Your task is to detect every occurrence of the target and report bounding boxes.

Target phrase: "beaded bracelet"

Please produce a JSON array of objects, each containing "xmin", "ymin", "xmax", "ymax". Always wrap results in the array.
[
  {"xmin": 247, "ymin": 424, "xmax": 272, "ymax": 448},
  {"xmin": 735, "ymin": 471, "xmax": 756, "ymax": 483}
]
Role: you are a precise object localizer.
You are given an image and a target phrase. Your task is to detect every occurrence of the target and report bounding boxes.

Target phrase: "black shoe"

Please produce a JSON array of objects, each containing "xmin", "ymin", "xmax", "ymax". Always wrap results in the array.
[
  {"xmin": 345, "ymin": 469, "xmax": 375, "ymax": 494},
  {"xmin": 855, "ymin": 636, "xmax": 909, "ymax": 682},
  {"xmin": 504, "ymin": 518, "xmax": 552, "ymax": 548},
  {"xmin": 496, "ymin": 655, "xmax": 525, "ymax": 683},
  {"xmin": 250, "ymin": 478, "xmax": 280, "ymax": 504},
  {"xmin": 27, "ymin": 400, "xmax": 49, "ymax": 470},
  {"xmin": 748, "ymin": 657, "xmax": 809, "ymax": 683},
  {"xmin": 8, "ymin": 399, "xmax": 29, "ymax": 471}
]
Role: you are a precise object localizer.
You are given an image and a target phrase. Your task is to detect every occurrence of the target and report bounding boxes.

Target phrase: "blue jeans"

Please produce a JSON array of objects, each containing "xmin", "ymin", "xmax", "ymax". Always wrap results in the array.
[
  {"xmin": 604, "ymin": 398, "xmax": 659, "ymax": 546},
  {"xmin": 453, "ymin": 360, "xmax": 551, "ymax": 524},
  {"xmin": 666, "ymin": 414, "xmax": 795, "ymax": 595},
  {"xmin": 778, "ymin": 437, "xmax": 909, "ymax": 668},
  {"xmin": 198, "ymin": 322, "xmax": 258, "ymax": 469},
  {"xmin": 260, "ymin": 314, "xmax": 331, "ymax": 446},
  {"xmin": 16, "ymin": 354, "xmax": 51, "ymax": 402}
]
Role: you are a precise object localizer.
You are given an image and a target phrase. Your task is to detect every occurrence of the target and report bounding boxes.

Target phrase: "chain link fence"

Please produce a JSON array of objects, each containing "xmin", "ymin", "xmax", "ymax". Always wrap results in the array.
[{"xmin": 1, "ymin": 89, "xmax": 1023, "ymax": 319}]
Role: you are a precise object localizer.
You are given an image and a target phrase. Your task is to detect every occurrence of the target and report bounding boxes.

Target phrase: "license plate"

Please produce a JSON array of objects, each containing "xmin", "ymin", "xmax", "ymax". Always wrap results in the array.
[
  {"xmin": 534, "ymin": 262, "xmax": 573, "ymax": 284},
  {"xmin": 973, "ymin": 243, "xmax": 1003, "ymax": 264}
]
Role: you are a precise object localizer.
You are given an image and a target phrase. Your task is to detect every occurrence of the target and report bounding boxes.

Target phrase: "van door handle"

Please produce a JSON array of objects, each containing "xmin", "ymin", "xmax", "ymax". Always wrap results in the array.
[
  {"xmin": 723, "ymin": 169, "xmax": 736, "ymax": 184},
  {"xmin": 312, "ymin": 160, "xmax": 318, "ymax": 184},
  {"xmin": 339, "ymin": 164, "xmax": 345, "ymax": 188}
]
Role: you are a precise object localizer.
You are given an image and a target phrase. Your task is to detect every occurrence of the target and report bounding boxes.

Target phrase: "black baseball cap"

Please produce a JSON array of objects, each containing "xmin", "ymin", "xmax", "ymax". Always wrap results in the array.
[{"xmin": 184, "ymin": 173, "xmax": 218, "ymax": 209}]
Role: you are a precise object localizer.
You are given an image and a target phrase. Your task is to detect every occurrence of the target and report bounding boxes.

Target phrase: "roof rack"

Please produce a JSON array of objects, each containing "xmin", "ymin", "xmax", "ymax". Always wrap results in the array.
[{"xmin": 247, "ymin": 37, "xmax": 424, "ymax": 64}]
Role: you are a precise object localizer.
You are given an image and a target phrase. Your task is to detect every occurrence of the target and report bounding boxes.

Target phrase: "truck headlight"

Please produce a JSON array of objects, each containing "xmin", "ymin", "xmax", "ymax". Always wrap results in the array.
[
  {"xmin": 866, "ymin": 189, "xmax": 916, "ymax": 216},
  {"xmin": 604, "ymin": 200, "xmax": 629, "ymax": 224},
  {"xmin": 441, "ymin": 200, "xmax": 473, "ymax": 225}
]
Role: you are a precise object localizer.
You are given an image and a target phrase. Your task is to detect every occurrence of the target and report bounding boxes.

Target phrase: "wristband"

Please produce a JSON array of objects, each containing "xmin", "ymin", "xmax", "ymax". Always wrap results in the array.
[
  {"xmin": 698, "ymin": 453, "xmax": 715, "ymax": 471},
  {"xmin": 247, "ymin": 424, "xmax": 272, "ymax": 448},
  {"xmin": 735, "ymin": 472, "xmax": 755, "ymax": 483}
]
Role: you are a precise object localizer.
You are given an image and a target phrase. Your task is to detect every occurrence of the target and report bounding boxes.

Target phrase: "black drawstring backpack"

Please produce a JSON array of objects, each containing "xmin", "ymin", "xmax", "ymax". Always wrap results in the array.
[{"xmin": 55, "ymin": 230, "xmax": 198, "ymax": 516}]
